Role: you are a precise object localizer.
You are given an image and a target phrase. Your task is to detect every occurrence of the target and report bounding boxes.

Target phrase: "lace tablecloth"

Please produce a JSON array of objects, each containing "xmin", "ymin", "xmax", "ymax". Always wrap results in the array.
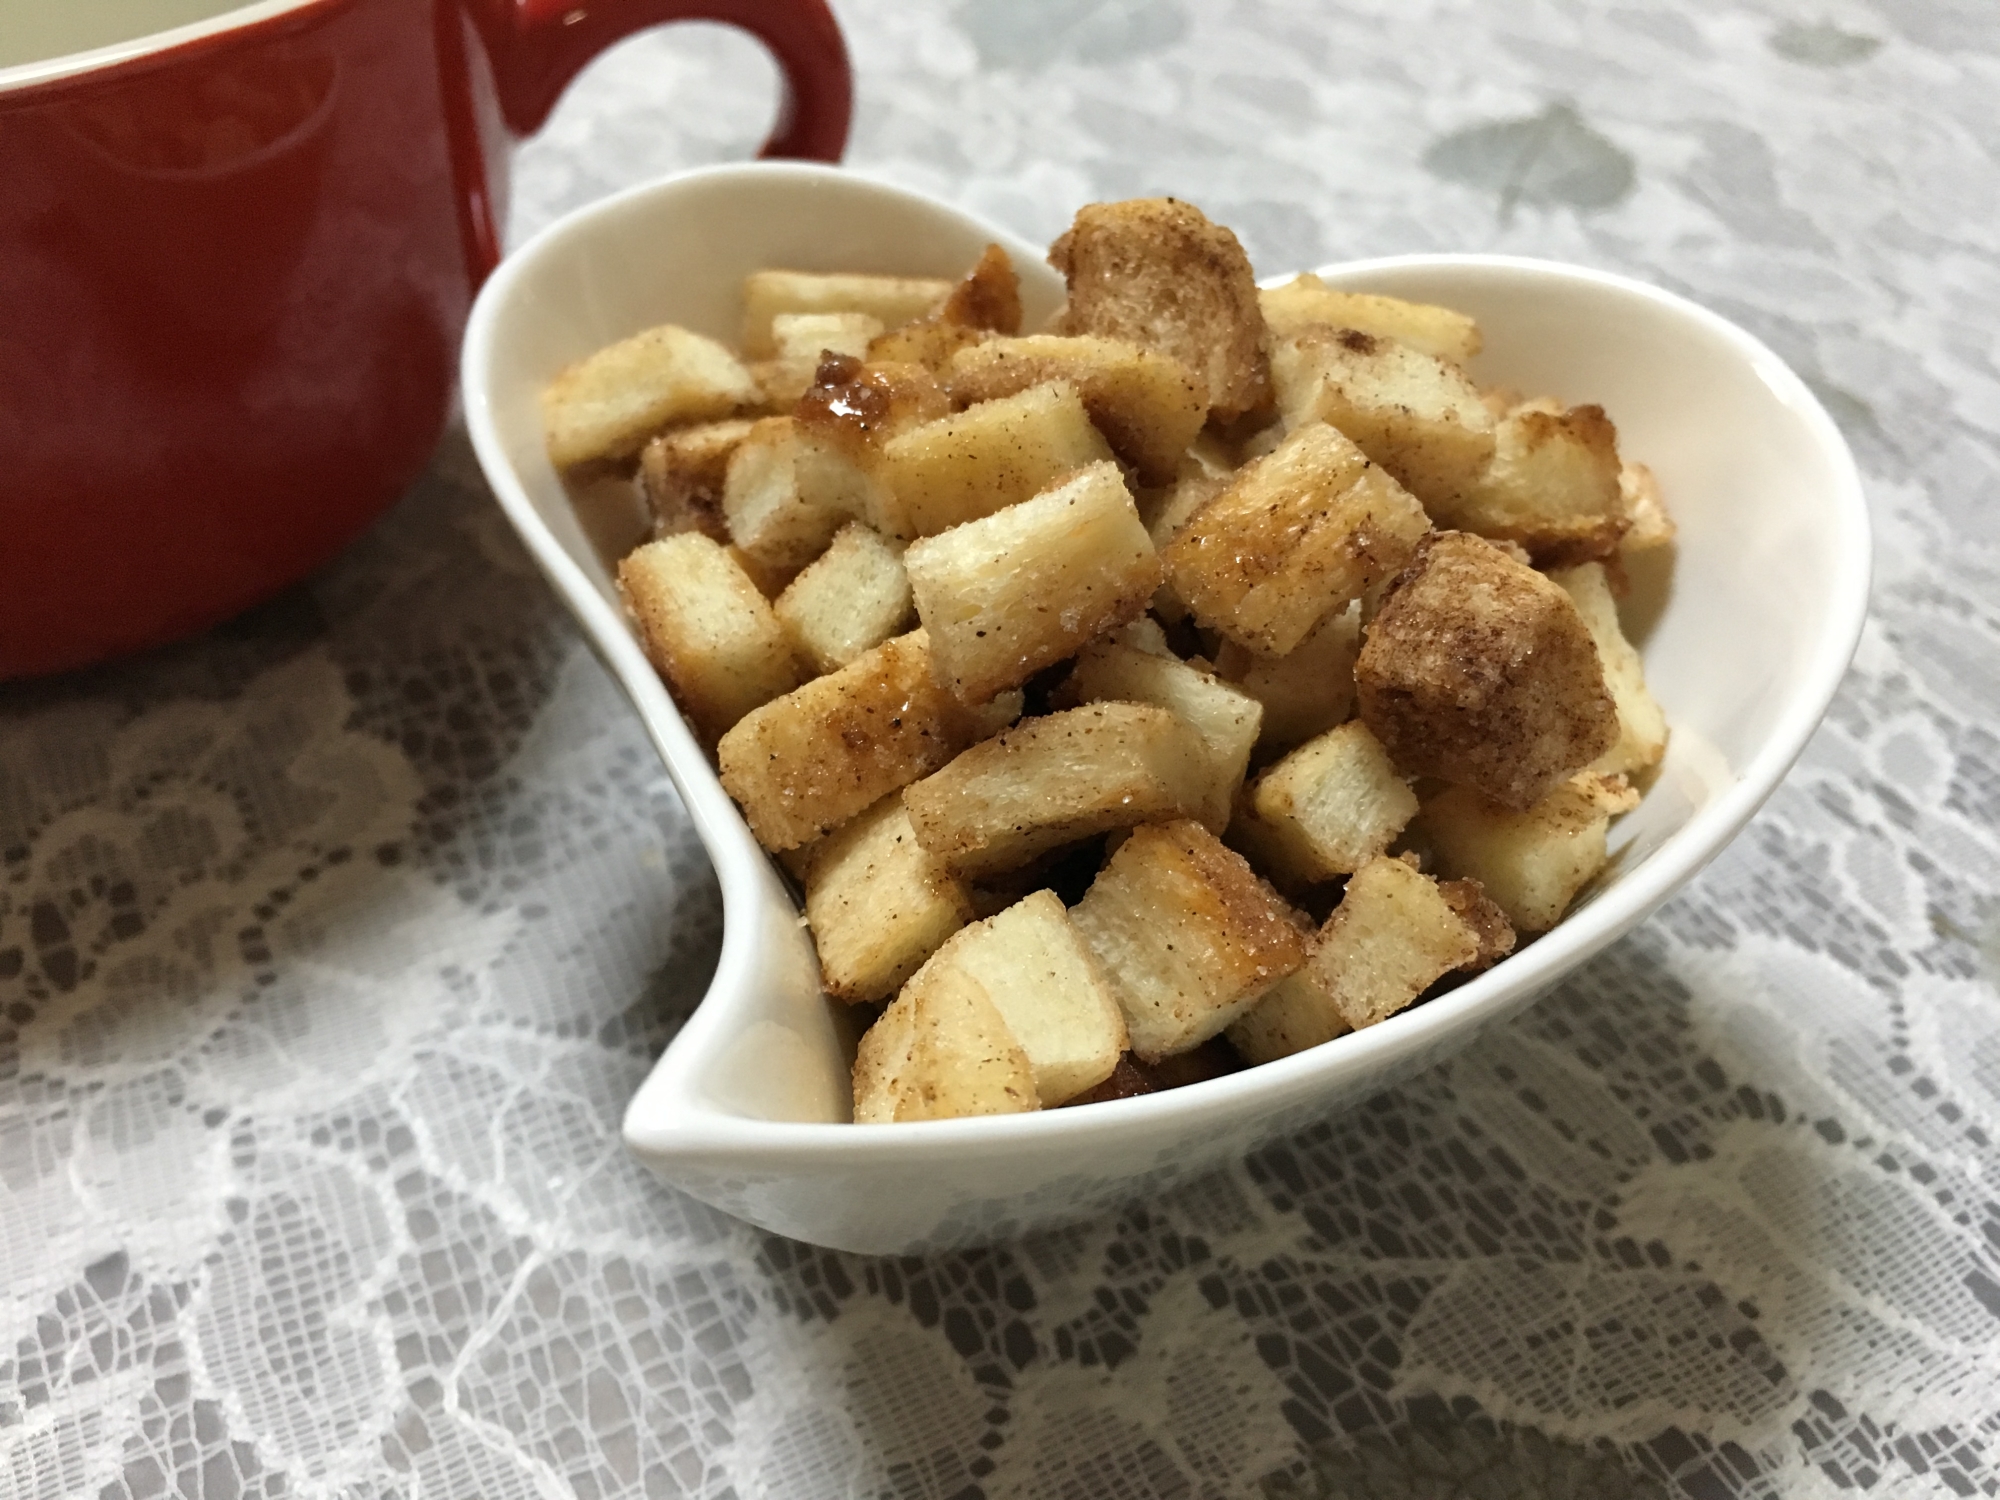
[{"xmin": 5, "ymin": 2, "xmax": 1998, "ymax": 1496}]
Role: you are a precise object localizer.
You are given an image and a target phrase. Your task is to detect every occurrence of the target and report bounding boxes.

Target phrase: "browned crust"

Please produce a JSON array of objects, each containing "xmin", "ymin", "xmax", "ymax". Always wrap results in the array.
[
  {"xmin": 1048, "ymin": 197, "xmax": 1272, "ymax": 422},
  {"xmin": 940, "ymin": 244, "xmax": 1023, "ymax": 334}
]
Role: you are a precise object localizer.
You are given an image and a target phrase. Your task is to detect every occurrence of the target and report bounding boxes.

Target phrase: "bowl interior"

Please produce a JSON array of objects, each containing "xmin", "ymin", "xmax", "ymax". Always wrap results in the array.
[{"xmin": 465, "ymin": 167, "xmax": 1868, "ymax": 1140}]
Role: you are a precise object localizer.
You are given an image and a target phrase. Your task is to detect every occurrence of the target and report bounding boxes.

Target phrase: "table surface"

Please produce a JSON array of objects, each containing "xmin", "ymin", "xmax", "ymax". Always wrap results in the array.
[{"xmin": 6, "ymin": 2, "xmax": 1999, "ymax": 1496}]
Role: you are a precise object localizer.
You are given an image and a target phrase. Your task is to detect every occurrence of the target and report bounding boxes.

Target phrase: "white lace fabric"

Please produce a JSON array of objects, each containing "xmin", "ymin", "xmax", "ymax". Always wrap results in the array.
[{"xmin": 4, "ymin": 3, "xmax": 1998, "ymax": 1497}]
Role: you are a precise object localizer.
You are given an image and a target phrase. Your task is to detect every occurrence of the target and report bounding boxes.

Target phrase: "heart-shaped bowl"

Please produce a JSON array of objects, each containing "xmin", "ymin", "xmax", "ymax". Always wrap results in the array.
[{"xmin": 462, "ymin": 162, "xmax": 1869, "ymax": 1255}]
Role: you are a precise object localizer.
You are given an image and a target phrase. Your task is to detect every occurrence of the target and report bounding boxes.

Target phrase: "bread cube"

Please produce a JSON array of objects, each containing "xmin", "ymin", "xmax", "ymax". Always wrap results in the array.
[
  {"xmin": 741, "ymin": 270, "xmax": 951, "ymax": 358},
  {"xmin": 804, "ymin": 795, "xmax": 974, "ymax": 1003},
  {"xmin": 851, "ymin": 966, "xmax": 1039, "ymax": 1123},
  {"xmin": 1059, "ymin": 636, "xmax": 1262, "ymax": 832},
  {"xmin": 949, "ymin": 334, "xmax": 1206, "ymax": 485},
  {"xmin": 877, "ymin": 380, "xmax": 1114, "ymax": 539},
  {"xmin": 717, "ymin": 630, "xmax": 1013, "ymax": 851},
  {"xmin": 1258, "ymin": 274, "xmax": 1483, "ymax": 365},
  {"xmin": 1438, "ymin": 404, "xmax": 1626, "ymax": 565},
  {"xmin": 1618, "ymin": 461, "xmax": 1675, "ymax": 553},
  {"xmin": 938, "ymin": 243, "xmax": 1024, "ymax": 334},
  {"xmin": 1049, "ymin": 198, "xmax": 1271, "ymax": 422},
  {"xmin": 752, "ymin": 311, "xmax": 886, "ymax": 407},
  {"xmin": 1227, "ymin": 855, "xmax": 1480, "ymax": 1060},
  {"xmin": 1243, "ymin": 720, "xmax": 1418, "ymax": 884},
  {"xmin": 1355, "ymin": 532, "xmax": 1617, "ymax": 810},
  {"xmin": 1141, "ymin": 439, "xmax": 1236, "ymax": 619},
  {"xmin": 1070, "ymin": 819, "xmax": 1305, "ymax": 1060},
  {"xmin": 904, "ymin": 889, "xmax": 1127, "ymax": 1106},
  {"xmin": 1270, "ymin": 328, "xmax": 1495, "ymax": 513},
  {"xmin": 774, "ymin": 523, "xmax": 914, "ymax": 673},
  {"xmin": 638, "ymin": 419, "xmax": 755, "ymax": 542},
  {"xmin": 1418, "ymin": 772, "xmax": 1639, "ymax": 932},
  {"xmin": 721, "ymin": 417, "xmax": 852, "ymax": 577},
  {"xmin": 1214, "ymin": 602, "xmax": 1361, "ymax": 753},
  {"xmin": 619, "ymin": 534, "xmax": 800, "ymax": 743},
  {"xmin": 903, "ymin": 702, "xmax": 1211, "ymax": 879},
  {"xmin": 1550, "ymin": 561, "xmax": 1668, "ymax": 776},
  {"xmin": 1437, "ymin": 877, "xmax": 1517, "ymax": 971},
  {"xmin": 1164, "ymin": 421, "xmax": 1431, "ymax": 656},
  {"xmin": 543, "ymin": 324, "xmax": 760, "ymax": 469},
  {"xmin": 904, "ymin": 461, "xmax": 1160, "ymax": 703},
  {"xmin": 564, "ymin": 471, "xmax": 651, "ymax": 568}
]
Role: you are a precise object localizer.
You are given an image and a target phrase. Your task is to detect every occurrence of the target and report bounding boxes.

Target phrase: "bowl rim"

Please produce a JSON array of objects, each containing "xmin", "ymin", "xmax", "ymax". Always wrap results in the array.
[{"xmin": 463, "ymin": 160, "xmax": 1872, "ymax": 1164}]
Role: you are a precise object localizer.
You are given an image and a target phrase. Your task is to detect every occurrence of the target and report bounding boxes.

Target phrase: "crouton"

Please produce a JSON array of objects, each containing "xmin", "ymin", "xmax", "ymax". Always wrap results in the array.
[
  {"xmin": 774, "ymin": 523, "xmax": 914, "ymax": 673},
  {"xmin": 904, "ymin": 890, "xmax": 1127, "ymax": 1106},
  {"xmin": 1049, "ymin": 198, "xmax": 1271, "ymax": 422},
  {"xmin": 939, "ymin": 243, "xmax": 1023, "ymax": 334},
  {"xmin": 877, "ymin": 380, "xmax": 1114, "ymax": 539},
  {"xmin": 1241, "ymin": 720, "xmax": 1418, "ymax": 884},
  {"xmin": 1550, "ymin": 561, "xmax": 1668, "ymax": 777},
  {"xmin": 1258, "ymin": 274, "xmax": 1483, "ymax": 364},
  {"xmin": 1070, "ymin": 819, "xmax": 1306, "ymax": 1060},
  {"xmin": 721, "ymin": 417, "xmax": 853, "ymax": 577},
  {"xmin": 949, "ymin": 334, "xmax": 1206, "ymax": 485},
  {"xmin": 752, "ymin": 311, "xmax": 886, "ymax": 407},
  {"xmin": 904, "ymin": 460, "xmax": 1160, "ymax": 703},
  {"xmin": 1417, "ymin": 772, "xmax": 1638, "ymax": 932},
  {"xmin": 717, "ymin": 630, "xmax": 1018, "ymax": 851},
  {"xmin": 1355, "ymin": 532, "xmax": 1617, "ymax": 809},
  {"xmin": 803, "ymin": 795, "xmax": 974, "ymax": 1003},
  {"xmin": 851, "ymin": 967, "xmax": 1039, "ymax": 1123},
  {"xmin": 741, "ymin": 270, "xmax": 952, "ymax": 358},
  {"xmin": 1618, "ymin": 461, "xmax": 1675, "ymax": 553},
  {"xmin": 638, "ymin": 419, "xmax": 755, "ymax": 542},
  {"xmin": 903, "ymin": 702, "xmax": 1211, "ymax": 879},
  {"xmin": 1214, "ymin": 602, "xmax": 1362, "ymax": 753},
  {"xmin": 1058, "ymin": 634, "xmax": 1263, "ymax": 832},
  {"xmin": 543, "ymin": 324, "xmax": 760, "ymax": 469},
  {"xmin": 1164, "ymin": 421, "xmax": 1431, "ymax": 656},
  {"xmin": 1227, "ymin": 855, "xmax": 1482, "ymax": 1060},
  {"xmin": 1438, "ymin": 403, "xmax": 1627, "ymax": 565},
  {"xmin": 1270, "ymin": 327, "xmax": 1496, "ymax": 512},
  {"xmin": 618, "ymin": 534, "xmax": 800, "ymax": 744}
]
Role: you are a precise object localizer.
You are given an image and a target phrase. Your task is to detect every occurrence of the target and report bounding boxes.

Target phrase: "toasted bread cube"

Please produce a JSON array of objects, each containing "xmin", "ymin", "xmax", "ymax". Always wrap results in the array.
[
  {"xmin": 718, "ymin": 631, "xmax": 1014, "ymax": 851},
  {"xmin": 852, "ymin": 966, "xmax": 1039, "ymax": 1123},
  {"xmin": 542, "ymin": 324, "xmax": 760, "ymax": 469},
  {"xmin": 774, "ymin": 523, "xmax": 914, "ymax": 673},
  {"xmin": 1227, "ymin": 856, "xmax": 1479, "ymax": 1059},
  {"xmin": 1258, "ymin": 274, "xmax": 1483, "ymax": 365},
  {"xmin": 804, "ymin": 796, "xmax": 974, "ymax": 1003},
  {"xmin": 619, "ymin": 534, "xmax": 801, "ymax": 743},
  {"xmin": 1356, "ymin": 532, "xmax": 1617, "ymax": 810},
  {"xmin": 903, "ymin": 703, "xmax": 1210, "ymax": 879},
  {"xmin": 1050, "ymin": 198, "xmax": 1271, "ymax": 422},
  {"xmin": 1244, "ymin": 721, "xmax": 1418, "ymax": 884},
  {"xmin": 939, "ymin": 243, "xmax": 1024, "ymax": 334},
  {"xmin": 1142, "ymin": 439, "xmax": 1236, "ymax": 619},
  {"xmin": 1418, "ymin": 772, "xmax": 1639, "ymax": 932},
  {"xmin": 565, "ymin": 471, "xmax": 652, "ymax": 568},
  {"xmin": 638, "ymin": 419, "xmax": 755, "ymax": 542},
  {"xmin": 1271, "ymin": 328, "xmax": 1496, "ymax": 513},
  {"xmin": 906, "ymin": 890, "xmax": 1127, "ymax": 1106},
  {"xmin": 949, "ymin": 335, "xmax": 1206, "ymax": 485},
  {"xmin": 877, "ymin": 381, "xmax": 1114, "ymax": 539},
  {"xmin": 1618, "ymin": 462, "xmax": 1675, "ymax": 553},
  {"xmin": 1164, "ymin": 421, "xmax": 1431, "ymax": 656},
  {"xmin": 868, "ymin": 318, "xmax": 991, "ymax": 373},
  {"xmin": 905, "ymin": 461, "xmax": 1160, "ymax": 703},
  {"xmin": 1215, "ymin": 602, "xmax": 1361, "ymax": 753},
  {"xmin": 1437, "ymin": 877, "xmax": 1517, "ymax": 972},
  {"xmin": 752, "ymin": 312, "xmax": 886, "ymax": 407},
  {"xmin": 1550, "ymin": 561, "xmax": 1668, "ymax": 777},
  {"xmin": 741, "ymin": 270, "xmax": 952, "ymax": 358},
  {"xmin": 1059, "ymin": 637, "xmax": 1262, "ymax": 832},
  {"xmin": 721, "ymin": 417, "xmax": 852, "ymax": 576},
  {"xmin": 1070, "ymin": 819, "xmax": 1305, "ymax": 1060},
  {"xmin": 1438, "ymin": 404, "xmax": 1626, "ymax": 565}
]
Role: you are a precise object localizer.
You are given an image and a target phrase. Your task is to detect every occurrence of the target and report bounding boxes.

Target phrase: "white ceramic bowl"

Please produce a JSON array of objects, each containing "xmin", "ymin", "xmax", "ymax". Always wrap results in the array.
[{"xmin": 461, "ymin": 162, "xmax": 1870, "ymax": 1255}]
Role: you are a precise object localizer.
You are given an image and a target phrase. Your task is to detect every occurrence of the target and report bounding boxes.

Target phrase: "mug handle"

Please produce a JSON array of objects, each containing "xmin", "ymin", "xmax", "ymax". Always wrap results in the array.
[{"xmin": 444, "ymin": 0, "xmax": 852, "ymax": 276}]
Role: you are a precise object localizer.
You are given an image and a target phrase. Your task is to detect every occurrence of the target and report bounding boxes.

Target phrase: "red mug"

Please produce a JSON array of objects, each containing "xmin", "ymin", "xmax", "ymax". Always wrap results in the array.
[{"xmin": 0, "ymin": 0, "xmax": 850, "ymax": 678}]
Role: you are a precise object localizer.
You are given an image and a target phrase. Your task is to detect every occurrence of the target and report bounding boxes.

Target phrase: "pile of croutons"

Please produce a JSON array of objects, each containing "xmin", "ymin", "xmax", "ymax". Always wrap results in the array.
[{"xmin": 541, "ymin": 197, "xmax": 1672, "ymax": 1123}]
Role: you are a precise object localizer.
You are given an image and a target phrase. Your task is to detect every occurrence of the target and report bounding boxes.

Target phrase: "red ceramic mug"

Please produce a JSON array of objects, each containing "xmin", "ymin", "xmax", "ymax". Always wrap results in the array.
[{"xmin": 0, "ymin": 0, "xmax": 850, "ymax": 678}]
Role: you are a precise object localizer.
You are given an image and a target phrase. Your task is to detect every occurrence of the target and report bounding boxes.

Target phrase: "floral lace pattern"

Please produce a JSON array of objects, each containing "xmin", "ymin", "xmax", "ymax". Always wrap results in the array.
[{"xmin": 4, "ymin": 2, "xmax": 1998, "ymax": 1496}]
